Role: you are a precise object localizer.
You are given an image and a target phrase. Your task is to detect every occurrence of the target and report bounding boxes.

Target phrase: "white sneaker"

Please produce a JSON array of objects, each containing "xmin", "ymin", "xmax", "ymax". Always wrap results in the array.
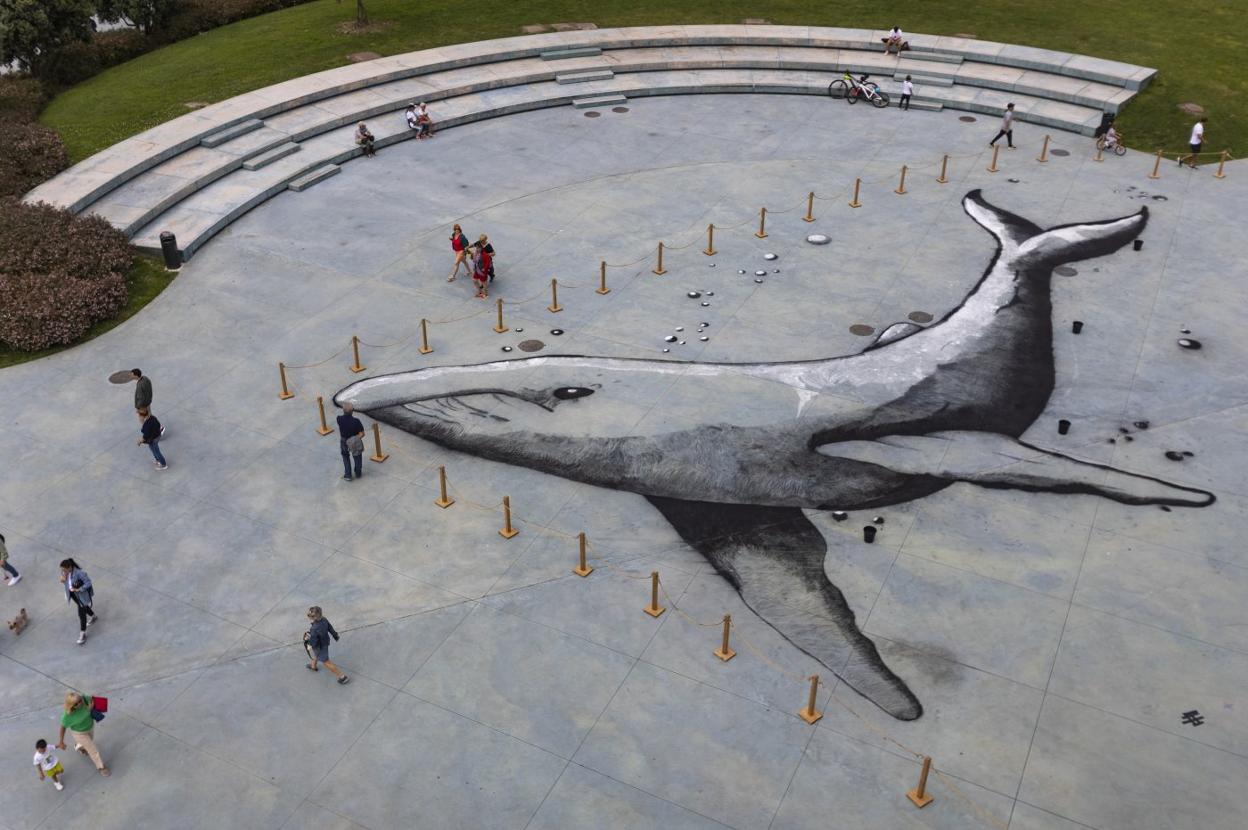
[
  {"xmin": 6, "ymin": 575, "xmax": 18, "ymax": 586},
  {"xmin": 54, "ymin": 781, "xmax": 64, "ymax": 791},
  {"xmin": 154, "ymin": 463, "xmax": 168, "ymax": 470},
  {"xmin": 87, "ymin": 614, "xmax": 97, "ymax": 627},
  {"xmin": 77, "ymin": 632, "xmax": 87, "ymax": 645}
]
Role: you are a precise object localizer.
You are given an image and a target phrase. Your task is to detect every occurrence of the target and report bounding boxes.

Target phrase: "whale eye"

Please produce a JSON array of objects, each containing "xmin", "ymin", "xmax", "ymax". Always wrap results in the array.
[{"xmin": 553, "ymin": 387, "xmax": 594, "ymax": 400}]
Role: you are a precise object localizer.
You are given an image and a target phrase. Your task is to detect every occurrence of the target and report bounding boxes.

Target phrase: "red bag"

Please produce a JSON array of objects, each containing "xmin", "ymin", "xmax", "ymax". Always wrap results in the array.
[{"xmin": 91, "ymin": 696, "xmax": 108, "ymax": 713}]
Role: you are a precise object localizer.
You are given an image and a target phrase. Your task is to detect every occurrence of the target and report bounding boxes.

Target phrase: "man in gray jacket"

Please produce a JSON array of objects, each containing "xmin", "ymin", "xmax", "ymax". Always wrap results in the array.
[{"xmin": 131, "ymin": 369, "xmax": 152, "ymax": 411}]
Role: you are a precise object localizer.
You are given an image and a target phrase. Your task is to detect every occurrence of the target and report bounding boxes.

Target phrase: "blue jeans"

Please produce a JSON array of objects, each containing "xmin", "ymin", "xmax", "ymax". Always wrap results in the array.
[
  {"xmin": 340, "ymin": 441, "xmax": 362, "ymax": 478},
  {"xmin": 147, "ymin": 440, "xmax": 166, "ymax": 466},
  {"xmin": 1, "ymin": 561, "xmax": 16, "ymax": 578}
]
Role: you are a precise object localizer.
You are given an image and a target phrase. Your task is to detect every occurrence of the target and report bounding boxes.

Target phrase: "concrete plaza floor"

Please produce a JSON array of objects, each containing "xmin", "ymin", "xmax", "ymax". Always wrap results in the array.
[{"xmin": 2, "ymin": 94, "xmax": 1246, "ymax": 830}]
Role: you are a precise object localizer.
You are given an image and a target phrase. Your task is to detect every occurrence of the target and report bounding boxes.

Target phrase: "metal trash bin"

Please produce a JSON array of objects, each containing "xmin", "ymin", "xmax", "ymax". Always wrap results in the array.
[{"xmin": 159, "ymin": 231, "xmax": 182, "ymax": 269}]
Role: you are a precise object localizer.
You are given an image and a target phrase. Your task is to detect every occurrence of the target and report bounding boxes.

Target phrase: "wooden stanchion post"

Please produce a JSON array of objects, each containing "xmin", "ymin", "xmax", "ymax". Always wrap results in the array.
[
  {"xmin": 366, "ymin": 424, "xmax": 386, "ymax": 461},
  {"xmin": 643, "ymin": 571, "xmax": 665, "ymax": 617},
  {"xmin": 315, "ymin": 396, "xmax": 334, "ymax": 436},
  {"xmin": 937, "ymin": 154, "xmax": 949, "ymax": 184},
  {"xmin": 714, "ymin": 614, "xmax": 736, "ymax": 662},
  {"xmin": 849, "ymin": 178, "xmax": 862, "ymax": 208},
  {"xmin": 894, "ymin": 164, "xmax": 908, "ymax": 195},
  {"xmin": 349, "ymin": 335, "xmax": 366, "ymax": 373},
  {"xmin": 573, "ymin": 532, "xmax": 593, "ymax": 577},
  {"xmin": 596, "ymin": 260, "xmax": 610, "ymax": 295},
  {"xmin": 755, "ymin": 207, "xmax": 768, "ymax": 238},
  {"xmin": 987, "ymin": 144, "xmax": 1000, "ymax": 173},
  {"xmin": 703, "ymin": 223, "xmax": 716, "ymax": 256},
  {"xmin": 1093, "ymin": 142, "xmax": 1104, "ymax": 163},
  {"xmin": 418, "ymin": 318, "xmax": 433, "ymax": 354},
  {"xmin": 803, "ymin": 191, "xmax": 815, "ymax": 222},
  {"xmin": 1148, "ymin": 149, "xmax": 1162, "ymax": 180},
  {"xmin": 278, "ymin": 362, "xmax": 294, "ymax": 400},
  {"xmin": 1214, "ymin": 150, "xmax": 1228, "ymax": 179},
  {"xmin": 798, "ymin": 674, "xmax": 823, "ymax": 724},
  {"xmin": 906, "ymin": 756, "xmax": 935, "ymax": 808},
  {"xmin": 434, "ymin": 465, "xmax": 454, "ymax": 508},
  {"xmin": 1037, "ymin": 134, "xmax": 1051, "ymax": 163},
  {"xmin": 493, "ymin": 298, "xmax": 508, "ymax": 333},
  {"xmin": 498, "ymin": 496, "xmax": 519, "ymax": 539},
  {"xmin": 547, "ymin": 278, "xmax": 562, "ymax": 313},
  {"xmin": 652, "ymin": 242, "xmax": 667, "ymax": 275}
]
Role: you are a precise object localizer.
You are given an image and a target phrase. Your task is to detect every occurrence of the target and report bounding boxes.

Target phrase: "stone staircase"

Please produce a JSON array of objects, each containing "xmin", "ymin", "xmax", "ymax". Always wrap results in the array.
[{"xmin": 25, "ymin": 26, "xmax": 1156, "ymax": 261}]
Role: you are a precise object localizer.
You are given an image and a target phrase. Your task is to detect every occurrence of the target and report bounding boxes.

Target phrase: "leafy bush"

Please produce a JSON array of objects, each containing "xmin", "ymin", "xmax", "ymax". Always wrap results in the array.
[
  {"xmin": 0, "ymin": 75, "xmax": 50, "ymax": 120},
  {"xmin": 0, "ymin": 120, "xmax": 70, "ymax": 199},
  {"xmin": 0, "ymin": 199, "xmax": 133, "ymax": 350},
  {"xmin": 40, "ymin": 29, "xmax": 150, "ymax": 87}
]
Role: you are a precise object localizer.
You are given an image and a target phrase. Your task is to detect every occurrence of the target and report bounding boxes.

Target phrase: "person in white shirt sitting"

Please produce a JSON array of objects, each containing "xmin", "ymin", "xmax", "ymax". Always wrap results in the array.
[{"xmin": 884, "ymin": 26, "xmax": 905, "ymax": 54}]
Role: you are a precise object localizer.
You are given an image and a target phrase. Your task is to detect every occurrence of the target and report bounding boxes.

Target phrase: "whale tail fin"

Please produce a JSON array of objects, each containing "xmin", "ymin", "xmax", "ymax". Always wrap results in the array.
[{"xmin": 964, "ymin": 189, "xmax": 1148, "ymax": 269}]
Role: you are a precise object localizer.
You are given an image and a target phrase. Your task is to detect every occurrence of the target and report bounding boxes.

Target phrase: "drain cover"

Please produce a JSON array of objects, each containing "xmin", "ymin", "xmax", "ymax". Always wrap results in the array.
[
  {"xmin": 849, "ymin": 324, "xmax": 876, "ymax": 336},
  {"xmin": 517, "ymin": 340, "xmax": 545, "ymax": 352},
  {"xmin": 959, "ymin": 115, "xmax": 977, "ymax": 122},
  {"xmin": 584, "ymin": 111, "xmax": 601, "ymax": 118},
  {"xmin": 907, "ymin": 311, "xmax": 934, "ymax": 324},
  {"xmin": 108, "ymin": 370, "xmax": 134, "ymax": 384}
]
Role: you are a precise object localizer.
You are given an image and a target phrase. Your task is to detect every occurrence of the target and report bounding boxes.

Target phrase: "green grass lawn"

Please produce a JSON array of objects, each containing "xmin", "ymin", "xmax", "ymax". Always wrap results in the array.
[
  {"xmin": 0, "ymin": 256, "xmax": 175, "ymax": 368},
  {"xmin": 43, "ymin": 0, "xmax": 1246, "ymax": 163}
]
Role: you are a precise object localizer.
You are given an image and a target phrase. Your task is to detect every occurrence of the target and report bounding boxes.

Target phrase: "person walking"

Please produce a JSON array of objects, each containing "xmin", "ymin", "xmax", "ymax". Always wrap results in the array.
[
  {"xmin": 447, "ymin": 224, "xmax": 470, "ymax": 281},
  {"xmin": 60, "ymin": 559, "xmax": 96, "ymax": 645},
  {"xmin": 336, "ymin": 403, "xmax": 366, "ymax": 481},
  {"xmin": 900, "ymin": 75, "xmax": 914, "ymax": 111},
  {"xmin": 55, "ymin": 693, "xmax": 109, "ymax": 777},
  {"xmin": 476, "ymin": 234, "xmax": 496, "ymax": 282},
  {"xmin": 131, "ymin": 369, "xmax": 152, "ymax": 413},
  {"xmin": 136, "ymin": 408, "xmax": 167, "ymax": 470},
  {"xmin": 34, "ymin": 739, "xmax": 66, "ymax": 791},
  {"xmin": 471, "ymin": 242, "xmax": 492, "ymax": 299},
  {"xmin": 0, "ymin": 531, "xmax": 20, "ymax": 586},
  {"xmin": 1177, "ymin": 117, "xmax": 1206, "ymax": 168},
  {"xmin": 989, "ymin": 103, "xmax": 1016, "ymax": 149},
  {"xmin": 304, "ymin": 606, "xmax": 349, "ymax": 684}
]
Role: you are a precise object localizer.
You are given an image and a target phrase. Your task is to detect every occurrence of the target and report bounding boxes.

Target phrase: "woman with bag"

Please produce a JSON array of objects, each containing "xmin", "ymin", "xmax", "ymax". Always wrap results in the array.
[
  {"xmin": 447, "ymin": 224, "xmax": 470, "ymax": 281},
  {"xmin": 60, "ymin": 559, "xmax": 96, "ymax": 645},
  {"xmin": 55, "ymin": 692, "xmax": 110, "ymax": 777}
]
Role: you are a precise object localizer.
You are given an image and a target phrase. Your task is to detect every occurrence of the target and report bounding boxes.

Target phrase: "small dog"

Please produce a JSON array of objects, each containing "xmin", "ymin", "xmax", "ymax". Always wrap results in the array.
[{"xmin": 8, "ymin": 608, "xmax": 28, "ymax": 635}]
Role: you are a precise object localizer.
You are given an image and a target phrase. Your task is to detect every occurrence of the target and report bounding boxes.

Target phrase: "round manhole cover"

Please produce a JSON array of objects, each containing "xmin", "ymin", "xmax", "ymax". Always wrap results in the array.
[
  {"xmin": 108, "ymin": 370, "xmax": 134, "ymax": 384},
  {"xmin": 612, "ymin": 106, "xmax": 630, "ymax": 113},
  {"xmin": 584, "ymin": 111, "xmax": 601, "ymax": 118},
  {"xmin": 1050, "ymin": 148, "xmax": 1070, "ymax": 157},
  {"xmin": 849, "ymin": 324, "xmax": 876, "ymax": 336},
  {"xmin": 908, "ymin": 311, "xmax": 934, "ymax": 324},
  {"xmin": 517, "ymin": 339, "xmax": 545, "ymax": 352},
  {"xmin": 959, "ymin": 115, "xmax": 977, "ymax": 123},
  {"xmin": 1055, "ymin": 266, "xmax": 1078, "ymax": 277}
]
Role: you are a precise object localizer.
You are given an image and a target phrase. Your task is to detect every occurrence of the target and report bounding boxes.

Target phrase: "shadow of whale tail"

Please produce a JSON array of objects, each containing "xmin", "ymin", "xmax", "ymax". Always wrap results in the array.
[{"xmin": 648, "ymin": 497, "xmax": 922, "ymax": 721}]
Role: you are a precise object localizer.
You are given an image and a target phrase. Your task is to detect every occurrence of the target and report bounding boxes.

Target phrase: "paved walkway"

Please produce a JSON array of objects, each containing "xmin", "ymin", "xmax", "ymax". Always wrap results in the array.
[{"xmin": 2, "ymin": 95, "xmax": 1246, "ymax": 830}]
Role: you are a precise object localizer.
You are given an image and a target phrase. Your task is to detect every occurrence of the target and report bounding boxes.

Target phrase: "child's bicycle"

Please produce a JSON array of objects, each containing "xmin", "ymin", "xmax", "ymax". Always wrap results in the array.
[
  {"xmin": 1095, "ymin": 134, "xmax": 1127, "ymax": 156},
  {"xmin": 828, "ymin": 74, "xmax": 890, "ymax": 108}
]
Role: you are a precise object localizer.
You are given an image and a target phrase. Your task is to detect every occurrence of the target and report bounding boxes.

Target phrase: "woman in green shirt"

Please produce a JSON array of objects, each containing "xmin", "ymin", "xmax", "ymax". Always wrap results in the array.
[{"xmin": 55, "ymin": 692, "xmax": 109, "ymax": 777}]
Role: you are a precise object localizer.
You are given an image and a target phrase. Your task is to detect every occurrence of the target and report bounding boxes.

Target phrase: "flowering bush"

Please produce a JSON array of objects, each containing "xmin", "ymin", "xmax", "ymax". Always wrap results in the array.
[{"xmin": 0, "ymin": 199, "xmax": 133, "ymax": 350}]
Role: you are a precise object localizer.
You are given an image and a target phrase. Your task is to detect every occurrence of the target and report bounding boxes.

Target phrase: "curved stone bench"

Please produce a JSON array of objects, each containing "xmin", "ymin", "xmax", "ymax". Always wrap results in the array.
[{"xmin": 25, "ymin": 26, "xmax": 1157, "ymax": 260}]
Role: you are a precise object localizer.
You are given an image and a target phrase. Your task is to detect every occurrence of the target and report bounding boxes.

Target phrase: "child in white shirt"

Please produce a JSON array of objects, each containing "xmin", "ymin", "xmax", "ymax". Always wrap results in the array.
[{"xmin": 34, "ymin": 739, "xmax": 65, "ymax": 791}]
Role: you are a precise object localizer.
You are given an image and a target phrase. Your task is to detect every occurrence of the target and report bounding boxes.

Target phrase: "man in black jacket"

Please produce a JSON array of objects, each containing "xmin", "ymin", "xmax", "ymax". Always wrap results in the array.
[
  {"xmin": 335, "ymin": 403, "xmax": 366, "ymax": 481},
  {"xmin": 132, "ymin": 369, "xmax": 152, "ymax": 412}
]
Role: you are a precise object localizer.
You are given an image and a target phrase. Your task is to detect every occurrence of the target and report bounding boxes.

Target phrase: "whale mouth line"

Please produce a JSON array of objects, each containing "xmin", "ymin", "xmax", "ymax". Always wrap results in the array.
[{"xmin": 399, "ymin": 388, "xmax": 556, "ymax": 426}]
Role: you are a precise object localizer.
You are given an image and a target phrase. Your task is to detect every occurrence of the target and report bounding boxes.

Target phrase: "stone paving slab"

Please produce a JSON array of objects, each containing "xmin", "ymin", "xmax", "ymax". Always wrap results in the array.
[{"xmin": 2, "ymin": 96, "xmax": 1244, "ymax": 830}]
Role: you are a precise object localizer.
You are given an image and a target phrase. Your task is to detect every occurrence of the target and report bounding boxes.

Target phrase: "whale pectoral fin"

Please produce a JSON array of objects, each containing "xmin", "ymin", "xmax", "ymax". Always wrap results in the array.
[
  {"xmin": 817, "ymin": 431, "xmax": 1215, "ymax": 507},
  {"xmin": 645, "ymin": 496, "xmax": 922, "ymax": 720}
]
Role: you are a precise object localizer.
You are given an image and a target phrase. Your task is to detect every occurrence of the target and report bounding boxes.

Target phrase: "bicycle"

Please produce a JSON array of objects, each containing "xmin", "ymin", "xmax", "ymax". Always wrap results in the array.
[
  {"xmin": 828, "ymin": 74, "xmax": 890, "ymax": 108},
  {"xmin": 1095, "ymin": 134, "xmax": 1127, "ymax": 156}
]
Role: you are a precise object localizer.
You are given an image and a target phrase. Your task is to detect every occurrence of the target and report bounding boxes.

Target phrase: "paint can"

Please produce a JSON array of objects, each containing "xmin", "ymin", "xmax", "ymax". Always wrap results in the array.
[
  {"xmin": 1072, "ymin": 321, "xmax": 1083, "ymax": 334},
  {"xmin": 1058, "ymin": 419, "xmax": 1071, "ymax": 435},
  {"xmin": 1133, "ymin": 239, "xmax": 1144, "ymax": 251},
  {"xmin": 863, "ymin": 526, "xmax": 877, "ymax": 543}
]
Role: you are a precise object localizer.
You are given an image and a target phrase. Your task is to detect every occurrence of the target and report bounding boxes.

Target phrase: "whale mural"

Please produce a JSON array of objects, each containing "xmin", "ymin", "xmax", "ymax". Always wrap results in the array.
[{"xmin": 335, "ymin": 191, "xmax": 1214, "ymax": 721}]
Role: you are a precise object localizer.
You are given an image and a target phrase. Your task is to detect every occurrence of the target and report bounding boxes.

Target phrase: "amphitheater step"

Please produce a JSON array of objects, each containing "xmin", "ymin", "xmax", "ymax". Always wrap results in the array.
[
  {"xmin": 572, "ymin": 94, "xmax": 626, "ymax": 108},
  {"xmin": 288, "ymin": 164, "xmax": 340, "ymax": 192},
  {"xmin": 894, "ymin": 73, "xmax": 954, "ymax": 87},
  {"xmin": 243, "ymin": 142, "xmax": 301, "ymax": 171},
  {"xmin": 201, "ymin": 118, "xmax": 263, "ymax": 148},
  {"xmin": 902, "ymin": 100, "xmax": 944, "ymax": 112},
  {"xmin": 908, "ymin": 50, "xmax": 964, "ymax": 65},
  {"xmin": 542, "ymin": 47, "xmax": 602, "ymax": 61},
  {"xmin": 557, "ymin": 69, "xmax": 615, "ymax": 84}
]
